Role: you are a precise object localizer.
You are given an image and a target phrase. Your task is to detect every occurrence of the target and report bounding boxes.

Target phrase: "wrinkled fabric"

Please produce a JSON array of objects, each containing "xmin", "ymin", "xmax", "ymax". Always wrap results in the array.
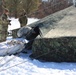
[{"xmin": 17, "ymin": 26, "xmax": 32, "ymax": 38}]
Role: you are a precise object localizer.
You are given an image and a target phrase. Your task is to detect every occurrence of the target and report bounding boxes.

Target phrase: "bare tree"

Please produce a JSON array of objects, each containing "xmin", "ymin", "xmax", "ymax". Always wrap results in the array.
[
  {"xmin": 0, "ymin": 0, "xmax": 3, "ymax": 16},
  {"xmin": 4, "ymin": 0, "xmax": 41, "ymax": 18}
]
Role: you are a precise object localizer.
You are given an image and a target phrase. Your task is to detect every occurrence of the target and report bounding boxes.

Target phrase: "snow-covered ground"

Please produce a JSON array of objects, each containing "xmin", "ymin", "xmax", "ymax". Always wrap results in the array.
[
  {"xmin": 8, "ymin": 18, "xmax": 39, "ymax": 30},
  {"xmin": 0, "ymin": 18, "xmax": 76, "ymax": 75}
]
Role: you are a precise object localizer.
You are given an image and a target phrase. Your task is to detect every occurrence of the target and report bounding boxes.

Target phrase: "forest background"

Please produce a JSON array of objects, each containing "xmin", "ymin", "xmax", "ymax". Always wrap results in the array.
[{"xmin": 0, "ymin": 0, "xmax": 73, "ymax": 19}]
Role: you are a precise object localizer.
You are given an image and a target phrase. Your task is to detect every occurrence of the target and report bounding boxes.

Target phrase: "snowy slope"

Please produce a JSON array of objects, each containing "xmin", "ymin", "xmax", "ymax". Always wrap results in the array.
[{"xmin": 0, "ymin": 18, "xmax": 76, "ymax": 75}]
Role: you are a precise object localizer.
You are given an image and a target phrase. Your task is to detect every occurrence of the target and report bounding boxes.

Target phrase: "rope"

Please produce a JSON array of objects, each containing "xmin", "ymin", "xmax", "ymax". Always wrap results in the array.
[
  {"xmin": 0, "ymin": 40, "xmax": 25, "ymax": 68},
  {"xmin": 0, "ymin": 38, "xmax": 32, "ymax": 68},
  {"xmin": 0, "ymin": 51, "xmax": 51, "ymax": 72},
  {"xmin": 0, "ymin": 28, "xmax": 46, "ymax": 72},
  {"xmin": 0, "ymin": 1, "xmax": 72, "ymax": 72},
  {"xmin": 0, "ymin": 60, "xmax": 27, "ymax": 72},
  {"xmin": 0, "ymin": 51, "xmax": 50, "ymax": 72},
  {"xmin": 0, "ymin": 55, "xmax": 18, "ymax": 67}
]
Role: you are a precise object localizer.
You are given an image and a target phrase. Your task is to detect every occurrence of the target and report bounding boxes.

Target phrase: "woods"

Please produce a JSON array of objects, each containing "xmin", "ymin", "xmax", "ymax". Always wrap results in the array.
[
  {"xmin": 0, "ymin": 0, "xmax": 73, "ymax": 18},
  {"xmin": 3, "ymin": 0, "xmax": 41, "ymax": 18},
  {"xmin": 0, "ymin": 0, "xmax": 3, "ymax": 16},
  {"xmin": 30, "ymin": 0, "xmax": 73, "ymax": 18}
]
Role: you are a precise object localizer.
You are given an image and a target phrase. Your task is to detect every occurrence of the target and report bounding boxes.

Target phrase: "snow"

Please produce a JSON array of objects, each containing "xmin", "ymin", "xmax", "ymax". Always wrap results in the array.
[
  {"xmin": 0, "ymin": 18, "xmax": 76, "ymax": 75},
  {"xmin": 42, "ymin": 0, "xmax": 48, "ymax": 2},
  {"xmin": 0, "ymin": 38, "xmax": 28, "ymax": 56},
  {"xmin": 8, "ymin": 18, "xmax": 39, "ymax": 30}
]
